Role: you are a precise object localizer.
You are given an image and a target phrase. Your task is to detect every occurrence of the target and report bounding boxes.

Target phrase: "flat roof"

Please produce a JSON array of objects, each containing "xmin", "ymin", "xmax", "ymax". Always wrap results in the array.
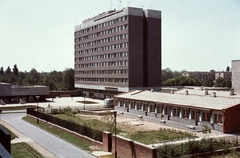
[{"xmin": 115, "ymin": 89, "xmax": 240, "ymax": 110}]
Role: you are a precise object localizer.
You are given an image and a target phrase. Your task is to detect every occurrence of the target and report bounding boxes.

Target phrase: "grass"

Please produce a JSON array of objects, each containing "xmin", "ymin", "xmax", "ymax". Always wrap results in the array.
[
  {"xmin": 76, "ymin": 100, "xmax": 99, "ymax": 104},
  {"xmin": 52, "ymin": 113, "xmax": 195, "ymax": 144},
  {"xmin": 127, "ymin": 129, "xmax": 196, "ymax": 144},
  {"xmin": 0, "ymin": 105, "xmax": 35, "ymax": 111},
  {"xmin": 22, "ymin": 116, "xmax": 94, "ymax": 151},
  {"xmin": 11, "ymin": 142, "xmax": 45, "ymax": 158}
]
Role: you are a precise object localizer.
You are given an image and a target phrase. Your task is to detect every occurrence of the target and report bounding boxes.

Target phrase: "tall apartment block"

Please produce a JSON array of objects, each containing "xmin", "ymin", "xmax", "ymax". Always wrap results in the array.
[
  {"xmin": 232, "ymin": 60, "xmax": 240, "ymax": 92},
  {"xmin": 74, "ymin": 7, "xmax": 162, "ymax": 99}
]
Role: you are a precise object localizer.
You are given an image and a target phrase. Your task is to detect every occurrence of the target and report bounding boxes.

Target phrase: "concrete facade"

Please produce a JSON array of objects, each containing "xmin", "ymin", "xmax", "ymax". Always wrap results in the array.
[
  {"xmin": 114, "ymin": 89, "xmax": 240, "ymax": 133},
  {"xmin": 232, "ymin": 60, "xmax": 240, "ymax": 92},
  {"xmin": 74, "ymin": 7, "xmax": 162, "ymax": 99}
]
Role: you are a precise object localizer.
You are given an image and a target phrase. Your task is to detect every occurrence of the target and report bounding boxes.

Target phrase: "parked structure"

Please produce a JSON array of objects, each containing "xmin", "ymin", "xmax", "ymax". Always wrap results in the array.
[
  {"xmin": 0, "ymin": 82, "xmax": 49, "ymax": 104},
  {"xmin": 232, "ymin": 60, "xmax": 240, "ymax": 92},
  {"xmin": 114, "ymin": 88, "xmax": 240, "ymax": 133},
  {"xmin": 74, "ymin": 7, "xmax": 162, "ymax": 99}
]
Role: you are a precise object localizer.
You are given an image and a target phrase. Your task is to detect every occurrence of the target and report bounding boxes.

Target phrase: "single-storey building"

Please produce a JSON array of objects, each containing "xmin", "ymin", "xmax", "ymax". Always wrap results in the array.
[
  {"xmin": 0, "ymin": 82, "xmax": 49, "ymax": 104},
  {"xmin": 114, "ymin": 88, "xmax": 240, "ymax": 133}
]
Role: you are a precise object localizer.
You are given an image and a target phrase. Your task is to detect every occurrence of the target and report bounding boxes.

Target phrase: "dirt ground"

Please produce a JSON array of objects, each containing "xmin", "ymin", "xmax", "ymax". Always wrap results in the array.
[{"xmin": 78, "ymin": 113, "xmax": 226, "ymax": 138}]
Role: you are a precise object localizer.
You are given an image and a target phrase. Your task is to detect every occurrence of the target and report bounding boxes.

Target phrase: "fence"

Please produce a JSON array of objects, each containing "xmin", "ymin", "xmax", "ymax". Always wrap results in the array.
[{"xmin": 27, "ymin": 108, "xmax": 102, "ymax": 142}]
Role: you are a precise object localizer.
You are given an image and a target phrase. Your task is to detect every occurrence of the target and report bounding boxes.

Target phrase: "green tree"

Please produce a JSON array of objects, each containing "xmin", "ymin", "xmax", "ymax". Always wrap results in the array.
[
  {"xmin": 13, "ymin": 64, "xmax": 19, "ymax": 76},
  {"xmin": 203, "ymin": 77, "xmax": 214, "ymax": 87},
  {"xmin": 25, "ymin": 68, "xmax": 40, "ymax": 85},
  {"xmin": 5, "ymin": 66, "xmax": 11, "ymax": 74},
  {"xmin": 42, "ymin": 75, "xmax": 55, "ymax": 90},
  {"xmin": 162, "ymin": 68, "xmax": 173, "ymax": 82},
  {"xmin": 63, "ymin": 68, "xmax": 74, "ymax": 90},
  {"xmin": 226, "ymin": 77, "xmax": 231, "ymax": 88},
  {"xmin": 215, "ymin": 77, "xmax": 226, "ymax": 87},
  {"xmin": 0, "ymin": 67, "xmax": 4, "ymax": 75},
  {"xmin": 226, "ymin": 66, "xmax": 230, "ymax": 72}
]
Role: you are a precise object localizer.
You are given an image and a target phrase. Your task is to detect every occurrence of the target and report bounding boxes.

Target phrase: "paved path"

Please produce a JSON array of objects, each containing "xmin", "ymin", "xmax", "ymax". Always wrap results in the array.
[{"xmin": 1, "ymin": 113, "xmax": 95, "ymax": 158}]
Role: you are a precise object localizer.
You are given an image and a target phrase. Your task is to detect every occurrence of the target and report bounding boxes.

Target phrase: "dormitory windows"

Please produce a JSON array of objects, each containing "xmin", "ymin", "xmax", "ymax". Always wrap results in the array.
[{"xmin": 75, "ymin": 77, "xmax": 128, "ymax": 84}]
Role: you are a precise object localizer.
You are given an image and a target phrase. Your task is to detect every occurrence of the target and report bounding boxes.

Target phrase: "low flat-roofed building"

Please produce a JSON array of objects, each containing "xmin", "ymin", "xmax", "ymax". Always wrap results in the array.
[
  {"xmin": 114, "ymin": 88, "xmax": 240, "ymax": 133},
  {"xmin": 0, "ymin": 82, "xmax": 49, "ymax": 104}
]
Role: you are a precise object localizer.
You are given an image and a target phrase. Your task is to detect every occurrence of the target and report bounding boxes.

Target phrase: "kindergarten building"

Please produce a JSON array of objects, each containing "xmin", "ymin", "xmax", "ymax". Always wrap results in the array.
[{"xmin": 114, "ymin": 88, "xmax": 240, "ymax": 133}]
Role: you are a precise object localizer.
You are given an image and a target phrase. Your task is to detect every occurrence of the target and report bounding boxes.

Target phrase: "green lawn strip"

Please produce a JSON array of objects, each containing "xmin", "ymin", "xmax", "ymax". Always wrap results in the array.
[
  {"xmin": 22, "ymin": 116, "xmax": 93, "ymax": 151},
  {"xmin": 76, "ymin": 101, "xmax": 99, "ymax": 104},
  {"xmin": 11, "ymin": 142, "xmax": 44, "ymax": 158},
  {"xmin": 0, "ymin": 105, "xmax": 35, "ymax": 111},
  {"xmin": 0, "ymin": 125, "xmax": 17, "ymax": 140},
  {"xmin": 127, "ymin": 130, "xmax": 196, "ymax": 145}
]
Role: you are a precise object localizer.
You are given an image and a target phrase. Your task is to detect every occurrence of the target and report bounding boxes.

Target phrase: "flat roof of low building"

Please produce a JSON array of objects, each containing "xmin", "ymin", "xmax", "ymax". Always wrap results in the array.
[{"xmin": 115, "ymin": 89, "xmax": 240, "ymax": 111}]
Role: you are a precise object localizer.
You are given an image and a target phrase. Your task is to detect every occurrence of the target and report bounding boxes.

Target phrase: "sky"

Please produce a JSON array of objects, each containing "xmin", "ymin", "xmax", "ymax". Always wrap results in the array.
[{"xmin": 0, "ymin": 0, "xmax": 240, "ymax": 72}]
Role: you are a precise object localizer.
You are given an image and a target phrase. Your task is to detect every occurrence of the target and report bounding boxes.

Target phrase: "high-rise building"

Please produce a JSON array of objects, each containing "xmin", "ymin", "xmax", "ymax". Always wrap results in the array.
[{"xmin": 74, "ymin": 7, "xmax": 161, "ymax": 99}]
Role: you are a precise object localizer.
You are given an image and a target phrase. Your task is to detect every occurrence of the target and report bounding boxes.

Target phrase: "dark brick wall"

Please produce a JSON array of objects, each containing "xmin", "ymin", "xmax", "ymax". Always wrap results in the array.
[
  {"xmin": 128, "ymin": 15, "xmax": 144, "ymax": 88},
  {"xmin": 145, "ymin": 16, "xmax": 162, "ymax": 87},
  {"xmin": 223, "ymin": 104, "xmax": 240, "ymax": 133},
  {"xmin": 111, "ymin": 135, "xmax": 157, "ymax": 158}
]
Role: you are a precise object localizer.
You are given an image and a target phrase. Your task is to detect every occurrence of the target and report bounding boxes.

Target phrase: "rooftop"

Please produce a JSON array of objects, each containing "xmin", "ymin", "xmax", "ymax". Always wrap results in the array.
[{"xmin": 115, "ymin": 88, "xmax": 240, "ymax": 111}]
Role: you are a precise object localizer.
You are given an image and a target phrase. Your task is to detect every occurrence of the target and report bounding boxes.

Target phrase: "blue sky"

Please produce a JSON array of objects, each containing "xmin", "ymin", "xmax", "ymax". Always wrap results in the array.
[{"xmin": 0, "ymin": 0, "xmax": 240, "ymax": 72}]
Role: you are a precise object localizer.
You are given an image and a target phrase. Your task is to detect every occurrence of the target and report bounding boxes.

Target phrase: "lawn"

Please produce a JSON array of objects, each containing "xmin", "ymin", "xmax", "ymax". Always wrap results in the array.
[
  {"xmin": 52, "ymin": 113, "xmax": 196, "ymax": 145},
  {"xmin": 0, "ymin": 105, "xmax": 35, "ymax": 111},
  {"xmin": 11, "ymin": 142, "xmax": 44, "ymax": 158}
]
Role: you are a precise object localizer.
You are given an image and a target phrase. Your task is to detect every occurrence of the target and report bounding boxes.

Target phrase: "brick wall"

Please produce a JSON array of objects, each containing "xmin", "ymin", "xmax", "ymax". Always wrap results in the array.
[
  {"xmin": 109, "ymin": 135, "xmax": 157, "ymax": 158},
  {"xmin": 223, "ymin": 104, "xmax": 240, "ymax": 133}
]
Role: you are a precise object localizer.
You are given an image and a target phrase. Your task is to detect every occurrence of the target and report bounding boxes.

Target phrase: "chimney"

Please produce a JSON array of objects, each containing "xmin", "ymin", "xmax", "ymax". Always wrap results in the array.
[
  {"xmin": 230, "ymin": 88, "xmax": 234, "ymax": 96},
  {"xmin": 205, "ymin": 88, "xmax": 208, "ymax": 95},
  {"xmin": 212, "ymin": 92, "xmax": 216, "ymax": 97}
]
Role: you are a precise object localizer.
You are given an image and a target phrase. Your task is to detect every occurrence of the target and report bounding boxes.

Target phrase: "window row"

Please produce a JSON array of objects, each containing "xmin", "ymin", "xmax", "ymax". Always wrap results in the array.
[
  {"xmin": 75, "ymin": 60, "xmax": 128, "ymax": 68},
  {"xmin": 75, "ymin": 52, "xmax": 128, "ymax": 61},
  {"xmin": 75, "ymin": 16, "xmax": 128, "ymax": 36},
  {"xmin": 75, "ymin": 25, "xmax": 128, "ymax": 42},
  {"xmin": 75, "ymin": 34, "xmax": 128, "ymax": 47},
  {"xmin": 75, "ymin": 42, "xmax": 128, "ymax": 53},
  {"xmin": 76, "ymin": 69, "xmax": 128, "ymax": 75},
  {"xmin": 75, "ymin": 77, "xmax": 128, "ymax": 84}
]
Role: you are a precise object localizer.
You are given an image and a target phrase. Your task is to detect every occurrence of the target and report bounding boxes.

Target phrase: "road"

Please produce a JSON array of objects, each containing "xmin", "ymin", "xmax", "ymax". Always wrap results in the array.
[{"xmin": 1, "ymin": 113, "xmax": 95, "ymax": 158}]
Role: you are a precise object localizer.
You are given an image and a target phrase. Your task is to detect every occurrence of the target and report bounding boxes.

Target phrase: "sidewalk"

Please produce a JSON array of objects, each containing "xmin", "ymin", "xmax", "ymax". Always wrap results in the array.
[{"xmin": 0, "ymin": 119, "xmax": 57, "ymax": 158}]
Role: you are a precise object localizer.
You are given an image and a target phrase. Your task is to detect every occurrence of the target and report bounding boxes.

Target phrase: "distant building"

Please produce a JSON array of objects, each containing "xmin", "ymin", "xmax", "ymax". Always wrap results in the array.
[
  {"xmin": 74, "ymin": 7, "xmax": 162, "ymax": 99},
  {"xmin": 182, "ymin": 71, "xmax": 231, "ymax": 83},
  {"xmin": 0, "ymin": 82, "xmax": 49, "ymax": 104},
  {"xmin": 232, "ymin": 60, "xmax": 240, "ymax": 92}
]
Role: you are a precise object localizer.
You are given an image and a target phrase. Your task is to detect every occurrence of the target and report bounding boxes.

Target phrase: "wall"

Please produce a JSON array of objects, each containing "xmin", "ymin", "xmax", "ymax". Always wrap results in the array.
[
  {"xmin": 0, "ymin": 125, "xmax": 11, "ymax": 154},
  {"xmin": 232, "ymin": 60, "xmax": 240, "ymax": 92},
  {"xmin": 111, "ymin": 135, "xmax": 157, "ymax": 158},
  {"xmin": 223, "ymin": 104, "xmax": 240, "ymax": 133}
]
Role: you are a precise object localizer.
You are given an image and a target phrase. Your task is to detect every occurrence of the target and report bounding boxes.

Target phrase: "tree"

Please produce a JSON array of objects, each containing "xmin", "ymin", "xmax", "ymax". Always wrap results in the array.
[
  {"xmin": 226, "ymin": 77, "xmax": 231, "ymax": 88},
  {"xmin": 25, "ymin": 68, "xmax": 40, "ymax": 85},
  {"xmin": 226, "ymin": 66, "xmax": 230, "ymax": 72},
  {"xmin": 42, "ymin": 75, "xmax": 55, "ymax": 90},
  {"xmin": 0, "ymin": 67, "xmax": 4, "ymax": 75},
  {"xmin": 203, "ymin": 77, "xmax": 214, "ymax": 87},
  {"xmin": 63, "ymin": 68, "xmax": 74, "ymax": 90},
  {"xmin": 5, "ymin": 66, "xmax": 11, "ymax": 74},
  {"xmin": 215, "ymin": 77, "xmax": 226, "ymax": 87},
  {"xmin": 162, "ymin": 68, "xmax": 173, "ymax": 82},
  {"xmin": 13, "ymin": 64, "xmax": 19, "ymax": 76}
]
